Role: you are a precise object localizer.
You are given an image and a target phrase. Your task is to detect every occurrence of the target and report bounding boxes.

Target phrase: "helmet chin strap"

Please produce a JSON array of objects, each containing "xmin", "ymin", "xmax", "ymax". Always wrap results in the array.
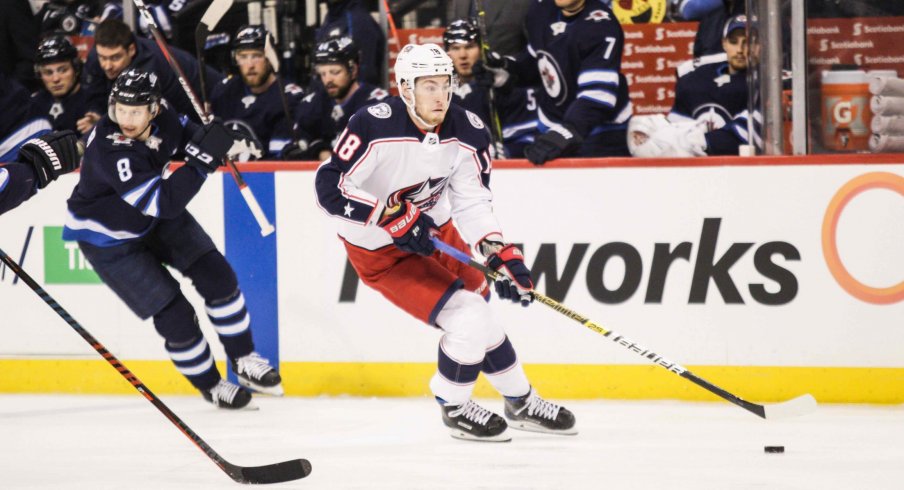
[{"xmin": 401, "ymin": 86, "xmax": 438, "ymax": 130}]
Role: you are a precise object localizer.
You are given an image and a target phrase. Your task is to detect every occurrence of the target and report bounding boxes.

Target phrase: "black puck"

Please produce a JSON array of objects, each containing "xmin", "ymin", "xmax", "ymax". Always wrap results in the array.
[{"xmin": 764, "ymin": 446, "xmax": 785, "ymax": 453}]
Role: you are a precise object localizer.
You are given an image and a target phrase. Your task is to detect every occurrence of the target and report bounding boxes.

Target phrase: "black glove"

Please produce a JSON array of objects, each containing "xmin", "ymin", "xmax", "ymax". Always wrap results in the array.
[
  {"xmin": 18, "ymin": 130, "xmax": 82, "ymax": 189},
  {"xmin": 472, "ymin": 51, "xmax": 514, "ymax": 90},
  {"xmin": 281, "ymin": 139, "xmax": 310, "ymax": 160},
  {"xmin": 484, "ymin": 242, "xmax": 534, "ymax": 306},
  {"xmin": 523, "ymin": 124, "xmax": 583, "ymax": 165},
  {"xmin": 223, "ymin": 120, "xmax": 263, "ymax": 162},
  {"xmin": 184, "ymin": 121, "xmax": 232, "ymax": 173},
  {"xmin": 378, "ymin": 201, "xmax": 437, "ymax": 256}
]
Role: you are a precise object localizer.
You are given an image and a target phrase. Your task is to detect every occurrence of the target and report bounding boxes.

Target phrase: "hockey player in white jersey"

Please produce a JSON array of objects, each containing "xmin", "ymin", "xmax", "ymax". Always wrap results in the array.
[{"xmin": 314, "ymin": 43, "xmax": 577, "ymax": 442}]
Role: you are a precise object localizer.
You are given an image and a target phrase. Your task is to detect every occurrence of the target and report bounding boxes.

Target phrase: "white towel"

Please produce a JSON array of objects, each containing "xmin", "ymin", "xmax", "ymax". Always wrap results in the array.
[
  {"xmin": 868, "ymin": 76, "xmax": 904, "ymax": 97},
  {"xmin": 870, "ymin": 95, "xmax": 904, "ymax": 116},
  {"xmin": 869, "ymin": 134, "xmax": 904, "ymax": 153},
  {"xmin": 871, "ymin": 115, "xmax": 904, "ymax": 136}
]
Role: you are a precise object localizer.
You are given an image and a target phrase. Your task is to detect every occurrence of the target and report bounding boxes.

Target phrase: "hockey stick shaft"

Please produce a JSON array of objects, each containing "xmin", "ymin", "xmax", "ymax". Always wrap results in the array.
[
  {"xmin": 133, "ymin": 0, "xmax": 275, "ymax": 237},
  {"xmin": 263, "ymin": 34, "xmax": 303, "ymax": 144},
  {"xmin": 474, "ymin": 0, "xmax": 506, "ymax": 158},
  {"xmin": 430, "ymin": 236, "xmax": 816, "ymax": 420},
  {"xmin": 381, "ymin": 0, "xmax": 401, "ymax": 49},
  {"xmin": 0, "ymin": 247, "xmax": 311, "ymax": 483}
]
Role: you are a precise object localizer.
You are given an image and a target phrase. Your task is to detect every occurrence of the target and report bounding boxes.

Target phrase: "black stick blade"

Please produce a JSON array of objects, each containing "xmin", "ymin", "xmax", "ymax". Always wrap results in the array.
[{"xmin": 234, "ymin": 459, "xmax": 312, "ymax": 484}]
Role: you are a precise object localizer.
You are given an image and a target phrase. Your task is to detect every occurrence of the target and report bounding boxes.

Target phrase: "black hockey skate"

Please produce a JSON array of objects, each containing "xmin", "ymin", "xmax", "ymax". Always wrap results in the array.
[
  {"xmin": 441, "ymin": 399, "xmax": 511, "ymax": 442},
  {"xmin": 504, "ymin": 388, "xmax": 577, "ymax": 435},
  {"xmin": 232, "ymin": 352, "xmax": 284, "ymax": 396},
  {"xmin": 203, "ymin": 379, "xmax": 253, "ymax": 409}
]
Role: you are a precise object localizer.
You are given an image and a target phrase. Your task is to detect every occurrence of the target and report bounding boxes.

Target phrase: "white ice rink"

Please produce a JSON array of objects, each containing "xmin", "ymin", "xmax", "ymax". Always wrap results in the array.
[{"xmin": 1, "ymin": 394, "xmax": 901, "ymax": 489}]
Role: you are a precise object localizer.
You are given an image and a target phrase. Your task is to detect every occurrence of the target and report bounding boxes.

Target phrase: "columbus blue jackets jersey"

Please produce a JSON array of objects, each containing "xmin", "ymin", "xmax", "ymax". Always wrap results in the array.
[
  {"xmin": 209, "ymin": 76, "xmax": 303, "ymax": 158},
  {"xmin": 519, "ymin": 0, "xmax": 632, "ymax": 138},
  {"xmin": 669, "ymin": 53, "xmax": 747, "ymax": 130},
  {"xmin": 294, "ymin": 83, "xmax": 388, "ymax": 156},
  {"xmin": 63, "ymin": 106, "xmax": 206, "ymax": 247},
  {"xmin": 314, "ymin": 97, "xmax": 500, "ymax": 250},
  {"xmin": 30, "ymin": 87, "xmax": 96, "ymax": 133},
  {"xmin": 82, "ymin": 37, "xmax": 223, "ymax": 123},
  {"xmin": 452, "ymin": 83, "xmax": 539, "ymax": 158},
  {"xmin": 1, "ymin": 72, "xmax": 52, "ymax": 162}
]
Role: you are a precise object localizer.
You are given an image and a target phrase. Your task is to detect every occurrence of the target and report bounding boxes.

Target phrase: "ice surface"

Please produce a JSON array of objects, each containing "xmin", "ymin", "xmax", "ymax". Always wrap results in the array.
[{"xmin": 0, "ymin": 395, "xmax": 900, "ymax": 489}]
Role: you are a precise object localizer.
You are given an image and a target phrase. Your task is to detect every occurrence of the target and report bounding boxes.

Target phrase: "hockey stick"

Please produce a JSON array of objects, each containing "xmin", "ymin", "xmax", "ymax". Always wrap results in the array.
[
  {"xmin": 263, "ymin": 33, "xmax": 304, "ymax": 145},
  {"xmin": 473, "ymin": 0, "xmax": 507, "ymax": 159},
  {"xmin": 0, "ymin": 247, "xmax": 311, "ymax": 483},
  {"xmin": 430, "ymin": 237, "xmax": 817, "ymax": 421},
  {"xmin": 133, "ymin": 0, "xmax": 276, "ymax": 237},
  {"xmin": 194, "ymin": 0, "xmax": 234, "ymax": 114},
  {"xmin": 381, "ymin": 0, "xmax": 402, "ymax": 49}
]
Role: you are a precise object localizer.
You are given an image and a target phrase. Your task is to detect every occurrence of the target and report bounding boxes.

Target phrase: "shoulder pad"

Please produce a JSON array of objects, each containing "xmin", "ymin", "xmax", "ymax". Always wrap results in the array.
[
  {"xmin": 367, "ymin": 102, "xmax": 392, "ymax": 119},
  {"xmin": 677, "ymin": 53, "xmax": 728, "ymax": 78}
]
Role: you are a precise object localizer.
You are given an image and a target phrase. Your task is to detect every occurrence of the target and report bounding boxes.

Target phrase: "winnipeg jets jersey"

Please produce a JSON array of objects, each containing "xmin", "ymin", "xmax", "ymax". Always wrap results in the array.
[
  {"xmin": 63, "ymin": 107, "xmax": 205, "ymax": 247},
  {"xmin": 30, "ymin": 87, "xmax": 96, "ymax": 133},
  {"xmin": 669, "ymin": 53, "xmax": 747, "ymax": 130},
  {"xmin": 209, "ymin": 76, "xmax": 303, "ymax": 158},
  {"xmin": 314, "ymin": 97, "xmax": 500, "ymax": 251},
  {"xmin": 452, "ymin": 82, "xmax": 539, "ymax": 157},
  {"xmin": 522, "ymin": 0, "xmax": 632, "ymax": 137},
  {"xmin": 295, "ymin": 83, "xmax": 388, "ymax": 154},
  {"xmin": 0, "ymin": 163, "xmax": 37, "ymax": 215},
  {"xmin": 1, "ymin": 72, "xmax": 52, "ymax": 162}
]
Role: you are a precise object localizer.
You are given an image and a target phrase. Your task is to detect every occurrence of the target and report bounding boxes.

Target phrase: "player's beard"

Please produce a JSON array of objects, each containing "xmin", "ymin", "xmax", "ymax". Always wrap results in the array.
[
  {"xmin": 326, "ymin": 80, "xmax": 353, "ymax": 101},
  {"xmin": 242, "ymin": 66, "xmax": 273, "ymax": 90}
]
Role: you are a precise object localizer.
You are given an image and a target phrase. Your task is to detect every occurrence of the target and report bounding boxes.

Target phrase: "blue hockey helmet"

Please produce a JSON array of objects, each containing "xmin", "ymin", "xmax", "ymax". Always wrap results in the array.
[
  {"xmin": 108, "ymin": 68, "xmax": 162, "ymax": 121},
  {"xmin": 442, "ymin": 19, "xmax": 479, "ymax": 51},
  {"xmin": 234, "ymin": 25, "xmax": 268, "ymax": 52},
  {"xmin": 313, "ymin": 35, "xmax": 359, "ymax": 69}
]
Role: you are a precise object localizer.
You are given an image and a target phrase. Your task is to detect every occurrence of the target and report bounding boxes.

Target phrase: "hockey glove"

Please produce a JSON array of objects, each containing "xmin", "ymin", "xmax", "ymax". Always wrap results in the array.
[
  {"xmin": 18, "ymin": 130, "xmax": 82, "ymax": 189},
  {"xmin": 184, "ymin": 121, "xmax": 233, "ymax": 173},
  {"xmin": 472, "ymin": 51, "xmax": 514, "ymax": 91},
  {"xmin": 379, "ymin": 201, "xmax": 438, "ymax": 256},
  {"xmin": 223, "ymin": 121, "xmax": 264, "ymax": 162},
  {"xmin": 484, "ymin": 243, "xmax": 534, "ymax": 306},
  {"xmin": 523, "ymin": 124, "xmax": 583, "ymax": 165}
]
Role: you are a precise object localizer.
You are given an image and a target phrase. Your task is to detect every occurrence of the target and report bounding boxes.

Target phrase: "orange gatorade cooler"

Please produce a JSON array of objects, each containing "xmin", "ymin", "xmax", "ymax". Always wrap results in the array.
[{"xmin": 821, "ymin": 70, "xmax": 872, "ymax": 151}]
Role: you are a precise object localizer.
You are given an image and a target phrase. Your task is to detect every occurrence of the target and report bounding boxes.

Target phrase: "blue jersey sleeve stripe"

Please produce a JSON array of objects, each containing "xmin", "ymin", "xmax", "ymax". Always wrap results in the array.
[
  {"xmin": 577, "ymin": 70, "xmax": 620, "ymax": 88},
  {"xmin": 121, "ymin": 176, "xmax": 161, "ymax": 208},
  {"xmin": 577, "ymin": 90, "xmax": 618, "ymax": 108},
  {"xmin": 142, "ymin": 187, "xmax": 161, "ymax": 217}
]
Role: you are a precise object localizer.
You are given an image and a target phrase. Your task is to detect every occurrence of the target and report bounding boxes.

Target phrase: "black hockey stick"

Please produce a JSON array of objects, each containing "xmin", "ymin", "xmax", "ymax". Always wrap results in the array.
[
  {"xmin": 132, "ymin": 0, "xmax": 275, "ymax": 237},
  {"xmin": 263, "ymin": 33, "xmax": 304, "ymax": 145},
  {"xmin": 430, "ymin": 237, "xmax": 817, "ymax": 420},
  {"xmin": 474, "ymin": 0, "xmax": 507, "ymax": 159},
  {"xmin": 0, "ymin": 246, "xmax": 311, "ymax": 484},
  {"xmin": 195, "ymin": 0, "xmax": 234, "ymax": 114}
]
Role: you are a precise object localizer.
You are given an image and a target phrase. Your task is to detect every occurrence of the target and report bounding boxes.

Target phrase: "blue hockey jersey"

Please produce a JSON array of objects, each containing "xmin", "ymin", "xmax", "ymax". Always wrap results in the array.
[
  {"xmin": 63, "ymin": 106, "xmax": 206, "ymax": 247},
  {"xmin": 314, "ymin": 97, "xmax": 500, "ymax": 251},
  {"xmin": 517, "ymin": 0, "xmax": 632, "ymax": 139},
  {"xmin": 669, "ymin": 54, "xmax": 747, "ymax": 130},
  {"xmin": 30, "ymin": 86, "xmax": 97, "ymax": 133},
  {"xmin": 294, "ymin": 83, "xmax": 388, "ymax": 157},
  {"xmin": 209, "ymin": 76, "xmax": 304, "ymax": 158},
  {"xmin": 452, "ymin": 83, "xmax": 539, "ymax": 158},
  {"xmin": 1, "ymin": 72, "xmax": 52, "ymax": 163},
  {"xmin": 82, "ymin": 37, "xmax": 223, "ymax": 123},
  {"xmin": 0, "ymin": 163, "xmax": 38, "ymax": 215}
]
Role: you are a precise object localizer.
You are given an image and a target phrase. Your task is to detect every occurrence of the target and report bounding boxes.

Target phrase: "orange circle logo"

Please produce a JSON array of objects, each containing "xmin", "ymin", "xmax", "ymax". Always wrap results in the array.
[{"xmin": 822, "ymin": 172, "xmax": 904, "ymax": 304}]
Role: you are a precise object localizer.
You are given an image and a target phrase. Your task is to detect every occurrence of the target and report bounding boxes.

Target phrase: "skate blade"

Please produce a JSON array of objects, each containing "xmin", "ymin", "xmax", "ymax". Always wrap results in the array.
[
  {"xmin": 449, "ymin": 429, "xmax": 512, "ymax": 443},
  {"xmin": 508, "ymin": 421, "xmax": 578, "ymax": 436},
  {"xmin": 238, "ymin": 378, "xmax": 285, "ymax": 396}
]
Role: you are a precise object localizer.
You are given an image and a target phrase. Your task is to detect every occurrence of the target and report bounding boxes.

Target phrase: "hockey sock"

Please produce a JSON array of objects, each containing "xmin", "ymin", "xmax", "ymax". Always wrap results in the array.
[
  {"xmin": 154, "ymin": 295, "xmax": 220, "ymax": 390},
  {"xmin": 183, "ymin": 251, "xmax": 254, "ymax": 359},
  {"xmin": 483, "ymin": 336, "xmax": 530, "ymax": 398},
  {"xmin": 429, "ymin": 339, "xmax": 482, "ymax": 405}
]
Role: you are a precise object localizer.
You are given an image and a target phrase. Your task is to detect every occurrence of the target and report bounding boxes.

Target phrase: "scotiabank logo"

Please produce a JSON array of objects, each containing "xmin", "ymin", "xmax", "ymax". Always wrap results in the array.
[
  {"xmin": 822, "ymin": 172, "xmax": 904, "ymax": 304},
  {"xmin": 339, "ymin": 218, "xmax": 801, "ymax": 305}
]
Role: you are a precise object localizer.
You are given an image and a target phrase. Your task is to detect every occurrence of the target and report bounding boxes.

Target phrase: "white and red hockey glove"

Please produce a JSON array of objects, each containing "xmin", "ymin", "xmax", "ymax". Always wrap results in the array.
[
  {"xmin": 484, "ymin": 242, "xmax": 534, "ymax": 306},
  {"xmin": 379, "ymin": 201, "xmax": 438, "ymax": 256}
]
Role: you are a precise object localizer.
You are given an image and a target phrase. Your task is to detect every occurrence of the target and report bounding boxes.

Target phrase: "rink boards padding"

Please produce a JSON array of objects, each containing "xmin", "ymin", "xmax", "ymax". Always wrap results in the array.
[{"xmin": 1, "ymin": 154, "xmax": 902, "ymax": 403}]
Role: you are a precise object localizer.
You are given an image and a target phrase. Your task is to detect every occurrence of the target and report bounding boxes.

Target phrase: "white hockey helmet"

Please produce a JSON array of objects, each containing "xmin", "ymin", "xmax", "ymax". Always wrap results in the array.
[{"xmin": 394, "ymin": 43, "xmax": 457, "ymax": 126}]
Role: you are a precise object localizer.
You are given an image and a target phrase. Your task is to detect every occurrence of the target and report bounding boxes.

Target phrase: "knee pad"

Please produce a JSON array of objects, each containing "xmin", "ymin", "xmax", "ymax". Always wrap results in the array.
[
  {"xmin": 435, "ymin": 290, "xmax": 504, "ymax": 364},
  {"xmin": 183, "ymin": 250, "xmax": 238, "ymax": 302},
  {"xmin": 153, "ymin": 294, "xmax": 201, "ymax": 344}
]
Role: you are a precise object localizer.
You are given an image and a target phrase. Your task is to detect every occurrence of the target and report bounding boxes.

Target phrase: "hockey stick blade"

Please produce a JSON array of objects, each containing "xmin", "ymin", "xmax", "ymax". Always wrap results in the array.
[
  {"xmin": 228, "ymin": 458, "xmax": 313, "ymax": 484},
  {"xmin": 762, "ymin": 393, "xmax": 818, "ymax": 420},
  {"xmin": 200, "ymin": 0, "xmax": 234, "ymax": 30}
]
